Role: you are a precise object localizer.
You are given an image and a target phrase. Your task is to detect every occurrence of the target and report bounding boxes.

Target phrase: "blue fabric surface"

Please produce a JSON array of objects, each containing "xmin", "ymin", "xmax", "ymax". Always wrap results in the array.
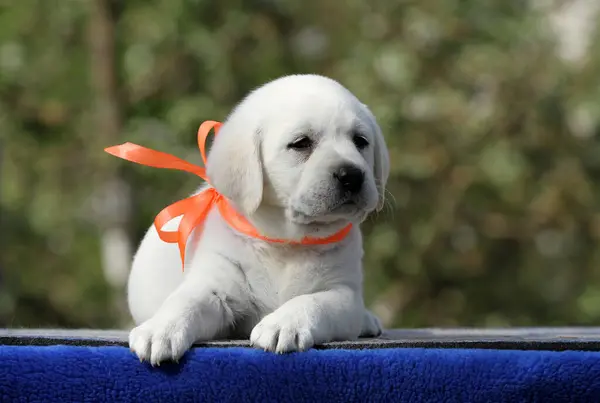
[{"xmin": 1, "ymin": 345, "xmax": 600, "ymax": 402}]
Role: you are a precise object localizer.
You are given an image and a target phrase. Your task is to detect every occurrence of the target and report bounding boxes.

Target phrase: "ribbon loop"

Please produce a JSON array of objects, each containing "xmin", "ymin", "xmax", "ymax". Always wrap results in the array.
[{"xmin": 198, "ymin": 121, "xmax": 222, "ymax": 165}]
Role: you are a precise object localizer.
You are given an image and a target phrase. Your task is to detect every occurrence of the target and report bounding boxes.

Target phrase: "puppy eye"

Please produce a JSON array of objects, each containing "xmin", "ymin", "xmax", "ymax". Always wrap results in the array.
[
  {"xmin": 287, "ymin": 136, "xmax": 313, "ymax": 150},
  {"xmin": 352, "ymin": 134, "xmax": 369, "ymax": 150}
]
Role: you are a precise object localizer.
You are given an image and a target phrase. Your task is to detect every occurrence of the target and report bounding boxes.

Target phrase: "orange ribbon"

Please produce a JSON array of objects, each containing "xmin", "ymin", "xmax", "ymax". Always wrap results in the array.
[{"xmin": 104, "ymin": 120, "xmax": 353, "ymax": 270}]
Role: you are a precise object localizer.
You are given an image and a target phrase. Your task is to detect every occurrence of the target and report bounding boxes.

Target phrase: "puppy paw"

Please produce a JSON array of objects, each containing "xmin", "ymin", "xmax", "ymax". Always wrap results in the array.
[
  {"xmin": 360, "ymin": 309, "xmax": 383, "ymax": 338},
  {"xmin": 250, "ymin": 312, "xmax": 315, "ymax": 353},
  {"xmin": 129, "ymin": 317, "xmax": 195, "ymax": 366}
]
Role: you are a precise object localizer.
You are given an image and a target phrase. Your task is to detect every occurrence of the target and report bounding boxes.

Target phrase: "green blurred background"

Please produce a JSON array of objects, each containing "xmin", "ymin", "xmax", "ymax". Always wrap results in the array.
[{"xmin": 2, "ymin": 0, "xmax": 600, "ymax": 330}]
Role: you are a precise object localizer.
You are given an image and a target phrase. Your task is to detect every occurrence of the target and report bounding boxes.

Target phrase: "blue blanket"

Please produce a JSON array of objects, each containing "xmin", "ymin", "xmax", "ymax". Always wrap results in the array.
[{"xmin": 1, "ymin": 345, "xmax": 600, "ymax": 402}]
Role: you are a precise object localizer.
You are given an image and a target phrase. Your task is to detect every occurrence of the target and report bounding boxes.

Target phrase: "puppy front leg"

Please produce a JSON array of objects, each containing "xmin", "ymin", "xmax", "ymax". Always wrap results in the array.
[
  {"xmin": 129, "ymin": 255, "xmax": 248, "ymax": 365},
  {"xmin": 360, "ymin": 309, "xmax": 383, "ymax": 337},
  {"xmin": 250, "ymin": 286, "xmax": 362, "ymax": 353}
]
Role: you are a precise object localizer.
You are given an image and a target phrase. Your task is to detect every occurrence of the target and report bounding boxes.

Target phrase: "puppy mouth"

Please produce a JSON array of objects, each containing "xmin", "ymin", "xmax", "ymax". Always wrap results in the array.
[
  {"xmin": 289, "ymin": 197, "xmax": 366, "ymax": 225},
  {"xmin": 330, "ymin": 195, "xmax": 362, "ymax": 211},
  {"xmin": 290, "ymin": 213, "xmax": 348, "ymax": 227}
]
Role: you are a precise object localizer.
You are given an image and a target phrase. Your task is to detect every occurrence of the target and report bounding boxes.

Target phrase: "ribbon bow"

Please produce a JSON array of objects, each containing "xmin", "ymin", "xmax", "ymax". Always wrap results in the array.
[{"xmin": 104, "ymin": 120, "xmax": 353, "ymax": 271}]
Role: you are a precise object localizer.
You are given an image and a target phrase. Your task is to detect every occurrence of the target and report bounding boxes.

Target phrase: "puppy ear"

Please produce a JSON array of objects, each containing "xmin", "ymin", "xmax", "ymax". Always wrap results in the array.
[
  {"xmin": 362, "ymin": 103, "xmax": 390, "ymax": 211},
  {"xmin": 373, "ymin": 124, "xmax": 390, "ymax": 211},
  {"xmin": 206, "ymin": 118, "xmax": 263, "ymax": 215}
]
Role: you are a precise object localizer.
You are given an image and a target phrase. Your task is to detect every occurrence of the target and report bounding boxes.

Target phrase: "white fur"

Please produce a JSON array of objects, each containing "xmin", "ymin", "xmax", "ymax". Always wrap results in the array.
[{"xmin": 127, "ymin": 74, "xmax": 390, "ymax": 365}]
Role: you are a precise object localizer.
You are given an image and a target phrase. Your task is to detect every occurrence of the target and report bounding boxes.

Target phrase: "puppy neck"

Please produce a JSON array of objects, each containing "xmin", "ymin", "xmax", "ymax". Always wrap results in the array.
[{"xmin": 244, "ymin": 204, "xmax": 351, "ymax": 242}]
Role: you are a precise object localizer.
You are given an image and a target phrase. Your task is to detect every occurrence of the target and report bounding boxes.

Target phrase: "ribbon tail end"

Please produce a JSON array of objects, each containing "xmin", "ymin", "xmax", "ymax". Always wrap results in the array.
[{"xmin": 104, "ymin": 145, "xmax": 125, "ymax": 156}]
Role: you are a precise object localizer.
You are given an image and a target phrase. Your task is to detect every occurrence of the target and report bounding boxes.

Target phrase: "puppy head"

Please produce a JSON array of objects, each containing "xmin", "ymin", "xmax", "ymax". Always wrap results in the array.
[{"xmin": 207, "ymin": 74, "xmax": 390, "ymax": 230}]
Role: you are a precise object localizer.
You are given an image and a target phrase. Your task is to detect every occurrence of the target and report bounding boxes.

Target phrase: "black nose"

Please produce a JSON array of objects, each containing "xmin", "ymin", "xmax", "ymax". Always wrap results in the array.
[{"xmin": 333, "ymin": 165, "xmax": 364, "ymax": 194}]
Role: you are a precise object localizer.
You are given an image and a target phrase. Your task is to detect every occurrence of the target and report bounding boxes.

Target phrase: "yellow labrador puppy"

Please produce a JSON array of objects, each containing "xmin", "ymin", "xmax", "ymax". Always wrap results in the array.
[{"xmin": 127, "ymin": 74, "xmax": 390, "ymax": 365}]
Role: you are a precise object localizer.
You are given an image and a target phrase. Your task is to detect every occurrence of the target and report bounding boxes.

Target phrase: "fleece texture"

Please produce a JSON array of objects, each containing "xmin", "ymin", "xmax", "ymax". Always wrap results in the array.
[{"xmin": 1, "ymin": 345, "xmax": 600, "ymax": 402}]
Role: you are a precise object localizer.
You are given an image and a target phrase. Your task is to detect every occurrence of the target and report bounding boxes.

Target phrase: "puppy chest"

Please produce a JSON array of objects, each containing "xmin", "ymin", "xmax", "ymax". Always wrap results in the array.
[{"xmin": 246, "ymin": 248, "xmax": 327, "ymax": 307}]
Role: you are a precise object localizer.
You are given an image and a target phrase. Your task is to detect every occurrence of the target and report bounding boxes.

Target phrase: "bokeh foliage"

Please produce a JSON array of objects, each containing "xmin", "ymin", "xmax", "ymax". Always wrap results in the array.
[{"xmin": 1, "ymin": 0, "xmax": 600, "ymax": 329}]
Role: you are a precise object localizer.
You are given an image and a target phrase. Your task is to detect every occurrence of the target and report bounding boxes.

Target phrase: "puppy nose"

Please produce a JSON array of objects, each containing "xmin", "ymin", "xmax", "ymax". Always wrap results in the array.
[{"xmin": 334, "ymin": 165, "xmax": 364, "ymax": 194}]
